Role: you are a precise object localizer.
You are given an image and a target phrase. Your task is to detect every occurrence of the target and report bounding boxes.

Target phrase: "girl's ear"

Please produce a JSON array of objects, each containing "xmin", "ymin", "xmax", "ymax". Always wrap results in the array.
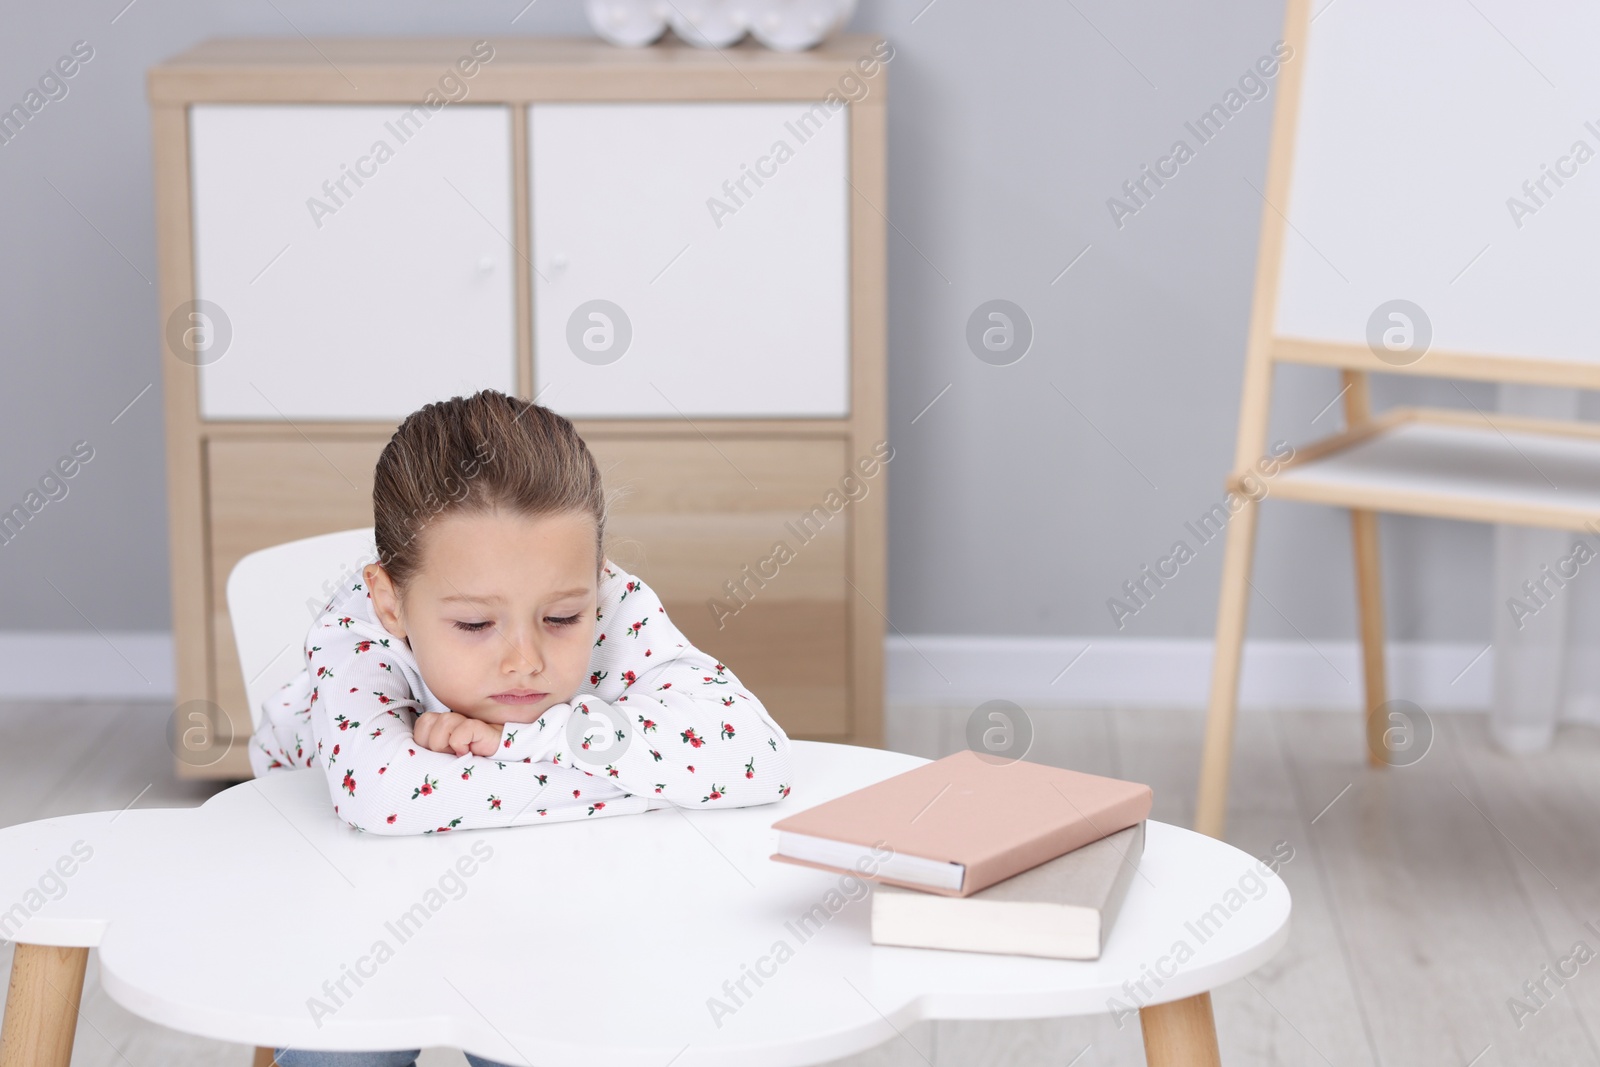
[{"xmin": 364, "ymin": 563, "xmax": 408, "ymax": 640}]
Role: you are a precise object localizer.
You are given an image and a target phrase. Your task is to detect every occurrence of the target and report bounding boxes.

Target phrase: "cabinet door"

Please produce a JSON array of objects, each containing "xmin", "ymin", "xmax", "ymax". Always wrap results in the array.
[
  {"xmin": 188, "ymin": 104, "xmax": 517, "ymax": 421},
  {"xmin": 585, "ymin": 434, "xmax": 852, "ymax": 737},
  {"xmin": 530, "ymin": 103, "xmax": 850, "ymax": 419}
]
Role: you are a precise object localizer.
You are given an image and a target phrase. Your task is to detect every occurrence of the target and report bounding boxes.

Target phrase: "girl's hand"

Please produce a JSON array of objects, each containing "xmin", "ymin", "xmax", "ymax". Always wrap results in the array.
[{"xmin": 413, "ymin": 711, "xmax": 503, "ymax": 757}]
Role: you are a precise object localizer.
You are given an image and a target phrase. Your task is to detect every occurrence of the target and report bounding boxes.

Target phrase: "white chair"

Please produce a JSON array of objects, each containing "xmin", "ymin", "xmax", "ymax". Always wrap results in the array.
[
  {"xmin": 225, "ymin": 526, "xmax": 377, "ymax": 1067},
  {"xmin": 225, "ymin": 526, "xmax": 378, "ymax": 737}
]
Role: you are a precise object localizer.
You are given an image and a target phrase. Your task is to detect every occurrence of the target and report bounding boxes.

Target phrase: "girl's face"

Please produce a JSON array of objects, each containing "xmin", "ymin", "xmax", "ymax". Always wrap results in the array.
[{"xmin": 363, "ymin": 508, "xmax": 601, "ymax": 727}]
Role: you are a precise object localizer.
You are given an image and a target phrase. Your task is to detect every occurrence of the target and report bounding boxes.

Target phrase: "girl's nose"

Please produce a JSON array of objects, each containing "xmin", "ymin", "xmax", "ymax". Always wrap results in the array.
[{"xmin": 504, "ymin": 626, "xmax": 544, "ymax": 675}]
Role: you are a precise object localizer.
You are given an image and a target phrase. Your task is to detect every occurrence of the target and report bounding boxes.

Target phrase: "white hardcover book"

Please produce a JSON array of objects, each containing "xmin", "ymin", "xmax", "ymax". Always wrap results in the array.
[{"xmin": 869, "ymin": 822, "xmax": 1145, "ymax": 960}]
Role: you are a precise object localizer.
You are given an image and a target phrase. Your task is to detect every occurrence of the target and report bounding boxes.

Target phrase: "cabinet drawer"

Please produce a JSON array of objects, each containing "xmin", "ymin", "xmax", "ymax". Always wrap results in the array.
[
  {"xmin": 531, "ymin": 103, "xmax": 850, "ymax": 419},
  {"xmin": 188, "ymin": 104, "xmax": 517, "ymax": 420},
  {"xmin": 207, "ymin": 432, "xmax": 853, "ymax": 743},
  {"xmin": 587, "ymin": 435, "xmax": 853, "ymax": 736}
]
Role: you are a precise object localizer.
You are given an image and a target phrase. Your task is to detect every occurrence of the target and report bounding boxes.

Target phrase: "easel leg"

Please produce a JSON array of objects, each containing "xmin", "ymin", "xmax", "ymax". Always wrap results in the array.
[
  {"xmin": 1350, "ymin": 508, "xmax": 1389, "ymax": 766},
  {"xmin": 0, "ymin": 943, "xmax": 89, "ymax": 1067},
  {"xmin": 1195, "ymin": 497, "xmax": 1261, "ymax": 840},
  {"xmin": 1140, "ymin": 991, "xmax": 1221, "ymax": 1067},
  {"xmin": 1338, "ymin": 370, "xmax": 1389, "ymax": 768}
]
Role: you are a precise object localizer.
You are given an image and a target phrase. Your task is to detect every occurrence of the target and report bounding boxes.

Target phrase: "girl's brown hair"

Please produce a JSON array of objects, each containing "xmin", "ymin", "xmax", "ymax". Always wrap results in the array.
[{"xmin": 372, "ymin": 389, "xmax": 607, "ymax": 596}]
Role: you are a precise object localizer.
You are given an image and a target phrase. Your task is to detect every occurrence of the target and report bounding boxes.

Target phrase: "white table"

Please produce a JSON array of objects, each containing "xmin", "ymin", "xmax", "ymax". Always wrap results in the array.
[{"xmin": 0, "ymin": 741, "xmax": 1289, "ymax": 1066}]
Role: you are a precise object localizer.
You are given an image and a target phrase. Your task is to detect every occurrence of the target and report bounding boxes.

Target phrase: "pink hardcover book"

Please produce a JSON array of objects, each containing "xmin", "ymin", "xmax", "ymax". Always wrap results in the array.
[{"xmin": 769, "ymin": 749, "xmax": 1153, "ymax": 898}]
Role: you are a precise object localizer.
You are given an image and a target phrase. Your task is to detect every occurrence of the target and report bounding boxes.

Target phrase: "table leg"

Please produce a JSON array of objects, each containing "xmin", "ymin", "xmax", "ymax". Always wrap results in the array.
[
  {"xmin": 0, "ymin": 943, "xmax": 89, "ymax": 1067},
  {"xmin": 1139, "ymin": 991, "xmax": 1221, "ymax": 1067},
  {"xmin": 253, "ymin": 1048, "xmax": 280, "ymax": 1066}
]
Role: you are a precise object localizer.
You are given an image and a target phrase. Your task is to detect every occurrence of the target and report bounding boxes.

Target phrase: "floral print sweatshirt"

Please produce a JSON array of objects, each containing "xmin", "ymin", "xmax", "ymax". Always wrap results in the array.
[{"xmin": 247, "ymin": 560, "xmax": 795, "ymax": 835}]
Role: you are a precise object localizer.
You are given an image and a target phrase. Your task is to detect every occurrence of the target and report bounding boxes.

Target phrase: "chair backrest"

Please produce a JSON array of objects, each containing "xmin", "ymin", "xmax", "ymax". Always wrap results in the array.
[{"xmin": 225, "ymin": 526, "xmax": 378, "ymax": 732}]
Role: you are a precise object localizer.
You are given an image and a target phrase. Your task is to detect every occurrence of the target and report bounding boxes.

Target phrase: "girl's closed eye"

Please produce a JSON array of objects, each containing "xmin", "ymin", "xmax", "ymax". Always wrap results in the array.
[{"xmin": 452, "ymin": 614, "xmax": 584, "ymax": 633}]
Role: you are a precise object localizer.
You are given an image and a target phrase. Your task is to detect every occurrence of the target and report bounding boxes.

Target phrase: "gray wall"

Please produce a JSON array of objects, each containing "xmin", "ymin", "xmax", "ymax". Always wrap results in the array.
[{"xmin": 0, "ymin": 0, "xmax": 1491, "ymax": 646}]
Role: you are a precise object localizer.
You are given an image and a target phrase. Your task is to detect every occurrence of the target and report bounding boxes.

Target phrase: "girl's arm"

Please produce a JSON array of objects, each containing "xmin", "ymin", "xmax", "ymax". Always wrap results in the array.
[
  {"xmin": 303, "ymin": 613, "xmax": 638, "ymax": 836},
  {"xmin": 549, "ymin": 567, "xmax": 796, "ymax": 809}
]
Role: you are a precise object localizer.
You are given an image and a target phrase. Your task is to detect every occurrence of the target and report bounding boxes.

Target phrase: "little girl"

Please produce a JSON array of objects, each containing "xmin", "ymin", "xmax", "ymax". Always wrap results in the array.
[{"xmin": 248, "ymin": 389, "xmax": 795, "ymax": 1067}]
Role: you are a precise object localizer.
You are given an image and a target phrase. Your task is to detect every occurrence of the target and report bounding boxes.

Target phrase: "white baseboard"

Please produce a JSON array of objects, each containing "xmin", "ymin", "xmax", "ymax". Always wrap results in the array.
[{"xmin": 0, "ymin": 630, "xmax": 1558, "ymax": 721}]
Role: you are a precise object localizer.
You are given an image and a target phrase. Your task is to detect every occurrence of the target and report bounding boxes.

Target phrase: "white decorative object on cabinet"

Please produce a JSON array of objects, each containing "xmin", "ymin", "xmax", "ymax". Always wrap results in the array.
[
  {"xmin": 188, "ymin": 104, "xmax": 517, "ymax": 421},
  {"xmin": 530, "ymin": 101, "xmax": 849, "ymax": 419},
  {"xmin": 749, "ymin": 0, "xmax": 858, "ymax": 51},
  {"xmin": 584, "ymin": 0, "xmax": 671, "ymax": 47},
  {"xmin": 583, "ymin": 0, "xmax": 858, "ymax": 51}
]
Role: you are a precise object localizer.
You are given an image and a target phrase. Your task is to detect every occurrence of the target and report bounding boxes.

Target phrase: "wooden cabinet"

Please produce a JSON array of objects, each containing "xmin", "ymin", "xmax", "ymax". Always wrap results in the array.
[{"xmin": 149, "ymin": 37, "xmax": 888, "ymax": 780}]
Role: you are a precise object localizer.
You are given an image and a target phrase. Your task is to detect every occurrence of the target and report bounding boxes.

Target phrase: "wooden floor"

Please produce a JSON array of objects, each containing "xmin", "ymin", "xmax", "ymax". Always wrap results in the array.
[{"xmin": 2, "ymin": 700, "xmax": 1597, "ymax": 1066}]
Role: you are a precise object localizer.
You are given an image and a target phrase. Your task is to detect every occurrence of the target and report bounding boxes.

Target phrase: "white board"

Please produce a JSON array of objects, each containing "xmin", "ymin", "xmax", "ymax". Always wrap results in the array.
[{"xmin": 1275, "ymin": 0, "xmax": 1600, "ymax": 364}]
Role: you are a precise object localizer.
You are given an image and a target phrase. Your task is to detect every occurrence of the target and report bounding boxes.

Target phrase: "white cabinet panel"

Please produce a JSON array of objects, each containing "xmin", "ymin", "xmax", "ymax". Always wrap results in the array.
[
  {"xmin": 188, "ymin": 104, "xmax": 516, "ymax": 421},
  {"xmin": 530, "ymin": 102, "xmax": 850, "ymax": 419}
]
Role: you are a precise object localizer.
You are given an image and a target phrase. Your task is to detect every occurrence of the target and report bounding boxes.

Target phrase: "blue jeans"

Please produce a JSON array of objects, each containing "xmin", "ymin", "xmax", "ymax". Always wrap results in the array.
[{"xmin": 273, "ymin": 1049, "xmax": 514, "ymax": 1067}]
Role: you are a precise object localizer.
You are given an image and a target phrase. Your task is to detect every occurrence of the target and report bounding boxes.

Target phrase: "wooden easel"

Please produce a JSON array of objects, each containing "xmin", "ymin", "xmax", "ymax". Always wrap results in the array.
[{"xmin": 1195, "ymin": 0, "xmax": 1600, "ymax": 838}]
